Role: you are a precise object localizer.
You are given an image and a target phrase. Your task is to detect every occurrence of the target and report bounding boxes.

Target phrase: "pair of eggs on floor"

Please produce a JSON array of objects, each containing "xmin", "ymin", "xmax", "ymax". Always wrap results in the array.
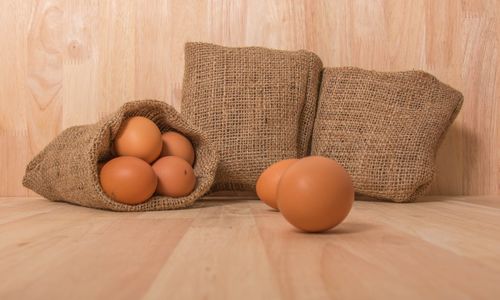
[
  {"xmin": 256, "ymin": 156, "xmax": 354, "ymax": 233},
  {"xmin": 99, "ymin": 116, "xmax": 196, "ymax": 205}
]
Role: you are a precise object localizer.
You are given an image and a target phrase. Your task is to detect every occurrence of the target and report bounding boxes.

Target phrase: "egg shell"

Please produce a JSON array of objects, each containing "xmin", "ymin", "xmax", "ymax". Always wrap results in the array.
[
  {"xmin": 99, "ymin": 156, "xmax": 158, "ymax": 205},
  {"xmin": 152, "ymin": 156, "xmax": 196, "ymax": 197},
  {"xmin": 277, "ymin": 156, "xmax": 354, "ymax": 233},
  {"xmin": 256, "ymin": 159, "xmax": 299, "ymax": 210},
  {"xmin": 160, "ymin": 131, "xmax": 195, "ymax": 166},
  {"xmin": 114, "ymin": 116, "xmax": 162, "ymax": 163}
]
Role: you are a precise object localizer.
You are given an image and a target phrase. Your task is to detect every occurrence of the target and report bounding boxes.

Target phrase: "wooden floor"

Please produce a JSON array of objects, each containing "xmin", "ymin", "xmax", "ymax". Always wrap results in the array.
[{"xmin": 0, "ymin": 195, "xmax": 499, "ymax": 300}]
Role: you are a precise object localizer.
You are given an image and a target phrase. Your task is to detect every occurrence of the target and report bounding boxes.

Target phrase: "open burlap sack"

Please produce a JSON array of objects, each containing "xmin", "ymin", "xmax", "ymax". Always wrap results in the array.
[
  {"xmin": 23, "ymin": 100, "xmax": 219, "ymax": 211},
  {"xmin": 181, "ymin": 42, "xmax": 323, "ymax": 191},
  {"xmin": 311, "ymin": 67, "xmax": 463, "ymax": 202}
]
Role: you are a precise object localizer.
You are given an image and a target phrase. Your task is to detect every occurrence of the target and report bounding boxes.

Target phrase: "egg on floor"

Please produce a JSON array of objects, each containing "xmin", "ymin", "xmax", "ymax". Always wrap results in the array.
[
  {"xmin": 152, "ymin": 156, "xmax": 196, "ymax": 197},
  {"xmin": 277, "ymin": 156, "xmax": 354, "ymax": 233},
  {"xmin": 256, "ymin": 159, "xmax": 298, "ymax": 210},
  {"xmin": 114, "ymin": 116, "xmax": 162, "ymax": 163},
  {"xmin": 99, "ymin": 156, "xmax": 158, "ymax": 205},
  {"xmin": 160, "ymin": 131, "xmax": 195, "ymax": 166}
]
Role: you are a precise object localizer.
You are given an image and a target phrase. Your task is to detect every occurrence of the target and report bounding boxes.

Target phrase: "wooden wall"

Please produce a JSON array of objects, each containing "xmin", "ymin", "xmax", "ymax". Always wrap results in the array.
[{"xmin": 0, "ymin": 0, "xmax": 499, "ymax": 197}]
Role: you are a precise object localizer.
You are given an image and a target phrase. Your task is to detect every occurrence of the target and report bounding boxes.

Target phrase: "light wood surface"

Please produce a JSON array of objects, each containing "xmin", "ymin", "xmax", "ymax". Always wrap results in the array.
[
  {"xmin": 0, "ymin": 195, "xmax": 499, "ymax": 299},
  {"xmin": 0, "ymin": 0, "xmax": 499, "ymax": 197}
]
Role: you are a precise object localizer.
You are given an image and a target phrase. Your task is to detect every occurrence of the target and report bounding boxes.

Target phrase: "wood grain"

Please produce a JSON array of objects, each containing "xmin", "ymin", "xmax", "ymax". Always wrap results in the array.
[
  {"xmin": 0, "ymin": 0, "xmax": 499, "ymax": 196},
  {"xmin": 0, "ymin": 196, "xmax": 499, "ymax": 299}
]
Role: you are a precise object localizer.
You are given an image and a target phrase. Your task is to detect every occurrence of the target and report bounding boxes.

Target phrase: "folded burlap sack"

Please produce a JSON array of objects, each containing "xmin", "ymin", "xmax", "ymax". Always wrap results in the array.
[
  {"xmin": 311, "ymin": 67, "xmax": 463, "ymax": 202},
  {"xmin": 23, "ymin": 100, "xmax": 219, "ymax": 211},
  {"xmin": 181, "ymin": 42, "xmax": 323, "ymax": 191}
]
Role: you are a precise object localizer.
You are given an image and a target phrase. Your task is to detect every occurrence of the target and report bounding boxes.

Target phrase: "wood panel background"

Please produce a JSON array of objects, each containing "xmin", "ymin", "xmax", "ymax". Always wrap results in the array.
[{"xmin": 0, "ymin": 0, "xmax": 499, "ymax": 197}]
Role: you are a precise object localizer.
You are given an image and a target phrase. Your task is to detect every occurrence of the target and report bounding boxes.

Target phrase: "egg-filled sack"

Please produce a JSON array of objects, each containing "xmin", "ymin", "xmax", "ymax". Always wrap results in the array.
[
  {"xmin": 181, "ymin": 42, "xmax": 323, "ymax": 191},
  {"xmin": 22, "ymin": 100, "xmax": 219, "ymax": 211},
  {"xmin": 311, "ymin": 67, "xmax": 463, "ymax": 202}
]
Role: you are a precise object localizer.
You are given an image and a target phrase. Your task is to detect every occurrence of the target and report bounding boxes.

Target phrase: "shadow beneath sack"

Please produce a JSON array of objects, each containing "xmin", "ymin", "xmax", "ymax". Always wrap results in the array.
[
  {"xmin": 355, "ymin": 194, "xmax": 446, "ymax": 203},
  {"xmin": 189, "ymin": 195, "xmax": 258, "ymax": 209}
]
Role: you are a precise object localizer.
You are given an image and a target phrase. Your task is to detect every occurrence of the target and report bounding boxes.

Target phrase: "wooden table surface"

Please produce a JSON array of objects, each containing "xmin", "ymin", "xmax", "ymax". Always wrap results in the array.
[{"xmin": 0, "ymin": 195, "xmax": 499, "ymax": 300}]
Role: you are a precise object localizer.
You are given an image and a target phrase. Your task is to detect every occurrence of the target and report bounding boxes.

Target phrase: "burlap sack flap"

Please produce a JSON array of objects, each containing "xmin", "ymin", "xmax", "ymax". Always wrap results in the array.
[
  {"xmin": 311, "ymin": 67, "xmax": 463, "ymax": 202},
  {"xmin": 181, "ymin": 42, "xmax": 323, "ymax": 191},
  {"xmin": 23, "ymin": 100, "xmax": 219, "ymax": 211}
]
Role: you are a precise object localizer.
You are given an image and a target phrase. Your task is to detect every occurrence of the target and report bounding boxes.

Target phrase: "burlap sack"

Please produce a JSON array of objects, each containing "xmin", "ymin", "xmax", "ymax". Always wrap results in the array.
[
  {"xmin": 23, "ymin": 100, "xmax": 219, "ymax": 211},
  {"xmin": 311, "ymin": 67, "xmax": 463, "ymax": 202},
  {"xmin": 181, "ymin": 42, "xmax": 323, "ymax": 191}
]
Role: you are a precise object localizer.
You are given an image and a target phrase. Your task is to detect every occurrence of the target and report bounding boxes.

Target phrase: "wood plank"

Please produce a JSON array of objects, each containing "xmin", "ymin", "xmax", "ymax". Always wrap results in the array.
[
  {"xmin": 0, "ymin": 0, "xmax": 34, "ymax": 197},
  {"xmin": 0, "ymin": 200, "xmax": 193, "ymax": 299},
  {"xmin": 252, "ymin": 200, "xmax": 500, "ymax": 299},
  {"xmin": 143, "ymin": 200, "xmax": 282, "ymax": 299},
  {"xmin": 61, "ymin": 0, "xmax": 101, "ymax": 127},
  {"xmin": 95, "ymin": 0, "xmax": 136, "ymax": 116},
  {"xmin": 0, "ymin": 196, "xmax": 499, "ymax": 299},
  {"xmin": 356, "ymin": 199, "xmax": 500, "ymax": 271},
  {"xmin": 25, "ymin": 0, "xmax": 65, "ymax": 155},
  {"xmin": 0, "ymin": 198, "xmax": 61, "ymax": 225}
]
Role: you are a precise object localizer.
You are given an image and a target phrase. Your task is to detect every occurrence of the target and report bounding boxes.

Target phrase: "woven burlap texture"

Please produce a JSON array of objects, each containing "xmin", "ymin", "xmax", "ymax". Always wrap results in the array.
[
  {"xmin": 181, "ymin": 42, "xmax": 323, "ymax": 191},
  {"xmin": 23, "ymin": 100, "xmax": 219, "ymax": 211},
  {"xmin": 311, "ymin": 67, "xmax": 463, "ymax": 202}
]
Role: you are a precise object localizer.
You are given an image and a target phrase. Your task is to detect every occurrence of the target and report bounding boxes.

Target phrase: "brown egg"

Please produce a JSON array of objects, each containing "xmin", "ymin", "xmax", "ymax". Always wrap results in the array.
[
  {"xmin": 277, "ymin": 156, "xmax": 354, "ymax": 233},
  {"xmin": 99, "ymin": 156, "xmax": 158, "ymax": 205},
  {"xmin": 256, "ymin": 159, "xmax": 299, "ymax": 210},
  {"xmin": 152, "ymin": 156, "xmax": 196, "ymax": 197},
  {"xmin": 160, "ymin": 131, "xmax": 195, "ymax": 166},
  {"xmin": 114, "ymin": 116, "xmax": 162, "ymax": 163}
]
